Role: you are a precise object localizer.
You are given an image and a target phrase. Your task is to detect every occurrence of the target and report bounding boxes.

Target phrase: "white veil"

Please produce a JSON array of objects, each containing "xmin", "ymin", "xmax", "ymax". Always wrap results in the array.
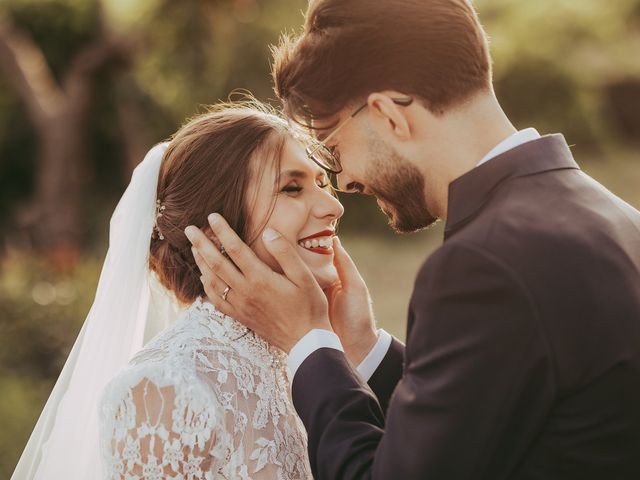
[{"xmin": 11, "ymin": 142, "xmax": 183, "ymax": 479}]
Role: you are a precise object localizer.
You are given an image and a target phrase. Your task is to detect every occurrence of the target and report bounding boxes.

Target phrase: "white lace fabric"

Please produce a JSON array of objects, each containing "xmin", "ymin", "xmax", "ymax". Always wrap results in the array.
[{"xmin": 99, "ymin": 297, "xmax": 312, "ymax": 479}]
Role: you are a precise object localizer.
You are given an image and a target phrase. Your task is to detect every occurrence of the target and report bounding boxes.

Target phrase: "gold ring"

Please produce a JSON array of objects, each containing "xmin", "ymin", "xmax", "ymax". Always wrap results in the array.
[{"xmin": 221, "ymin": 286, "xmax": 231, "ymax": 301}]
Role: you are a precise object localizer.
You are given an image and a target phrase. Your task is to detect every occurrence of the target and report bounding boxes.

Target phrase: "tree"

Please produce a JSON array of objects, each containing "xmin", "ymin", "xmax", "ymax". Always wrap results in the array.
[{"xmin": 0, "ymin": 1, "xmax": 129, "ymax": 264}]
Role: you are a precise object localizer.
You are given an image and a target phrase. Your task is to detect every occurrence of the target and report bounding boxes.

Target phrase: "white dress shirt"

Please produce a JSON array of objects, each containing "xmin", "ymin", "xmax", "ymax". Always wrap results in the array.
[
  {"xmin": 287, "ymin": 128, "xmax": 542, "ymax": 381},
  {"xmin": 477, "ymin": 128, "xmax": 540, "ymax": 166}
]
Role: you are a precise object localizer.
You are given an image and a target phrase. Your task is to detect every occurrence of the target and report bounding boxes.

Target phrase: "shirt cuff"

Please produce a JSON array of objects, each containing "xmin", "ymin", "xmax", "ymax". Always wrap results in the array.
[
  {"xmin": 356, "ymin": 329, "xmax": 392, "ymax": 381},
  {"xmin": 287, "ymin": 329, "xmax": 344, "ymax": 378}
]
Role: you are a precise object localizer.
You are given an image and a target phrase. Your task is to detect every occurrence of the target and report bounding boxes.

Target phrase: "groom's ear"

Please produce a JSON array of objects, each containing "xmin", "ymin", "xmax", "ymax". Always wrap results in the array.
[{"xmin": 367, "ymin": 92, "xmax": 413, "ymax": 142}]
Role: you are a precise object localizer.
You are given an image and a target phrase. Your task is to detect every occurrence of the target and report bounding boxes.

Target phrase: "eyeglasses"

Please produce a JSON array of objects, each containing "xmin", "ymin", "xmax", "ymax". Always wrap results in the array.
[{"xmin": 305, "ymin": 96, "xmax": 414, "ymax": 174}]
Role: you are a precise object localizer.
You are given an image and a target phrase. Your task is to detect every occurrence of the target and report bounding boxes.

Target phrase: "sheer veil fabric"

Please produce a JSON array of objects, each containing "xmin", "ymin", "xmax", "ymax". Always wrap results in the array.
[{"xmin": 11, "ymin": 142, "xmax": 182, "ymax": 479}]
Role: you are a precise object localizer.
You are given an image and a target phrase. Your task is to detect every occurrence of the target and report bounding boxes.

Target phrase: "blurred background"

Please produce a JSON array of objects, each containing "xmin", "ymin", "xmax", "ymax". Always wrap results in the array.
[{"xmin": 1, "ymin": 0, "xmax": 639, "ymax": 474}]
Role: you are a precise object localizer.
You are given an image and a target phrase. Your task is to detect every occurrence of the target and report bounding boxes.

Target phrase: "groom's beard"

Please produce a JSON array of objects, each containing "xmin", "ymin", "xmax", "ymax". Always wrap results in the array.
[{"xmin": 366, "ymin": 139, "xmax": 438, "ymax": 234}]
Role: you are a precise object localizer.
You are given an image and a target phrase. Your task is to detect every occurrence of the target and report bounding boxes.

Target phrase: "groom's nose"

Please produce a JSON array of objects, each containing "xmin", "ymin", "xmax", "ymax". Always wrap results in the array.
[{"xmin": 337, "ymin": 172, "xmax": 364, "ymax": 193}]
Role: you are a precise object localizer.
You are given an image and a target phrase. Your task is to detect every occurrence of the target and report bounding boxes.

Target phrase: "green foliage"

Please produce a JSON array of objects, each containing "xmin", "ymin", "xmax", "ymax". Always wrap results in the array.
[
  {"xmin": 479, "ymin": 0, "xmax": 640, "ymax": 148},
  {"xmin": 0, "ymin": 374, "xmax": 54, "ymax": 478},
  {"xmin": 0, "ymin": 253, "xmax": 99, "ymax": 378},
  {"xmin": 0, "ymin": 0, "xmax": 113, "ymax": 234},
  {"xmin": 494, "ymin": 58, "xmax": 602, "ymax": 149},
  {"xmin": 124, "ymin": 0, "xmax": 307, "ymax": 122},
  {"xmin": 0, "ymin": 103, "xmax": 35, "ymax": 231},
  {"xmin": 6, "ymin": 0, "xmax": 103, "ymax": 81},
  {"xmin": 0, "ymin": 0, "xmax": 310, "ymax": 238},
  {"xmin": 1, "ymin": 0, "xmax": 639, "ymax": 241},
  {"xmin": 0, "ymin": 252, "xmax": 102, "ymax": 475}
]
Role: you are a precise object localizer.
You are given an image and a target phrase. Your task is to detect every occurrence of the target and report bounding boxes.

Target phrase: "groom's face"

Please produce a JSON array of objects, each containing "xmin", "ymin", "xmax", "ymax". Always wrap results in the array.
[
  {"xmin": 317, "ymin": 100, "xmax": 438, "ymax": 233},
  {"xmin": 364, "ymin": 134, "xmax": 437, "ymax": 233}
]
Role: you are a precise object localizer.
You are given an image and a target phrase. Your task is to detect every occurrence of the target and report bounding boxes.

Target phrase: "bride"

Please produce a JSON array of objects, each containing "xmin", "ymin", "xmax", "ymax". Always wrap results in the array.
[{"xmin": 12, "ymin": 100, "xmax": 345, "ymax": 479}]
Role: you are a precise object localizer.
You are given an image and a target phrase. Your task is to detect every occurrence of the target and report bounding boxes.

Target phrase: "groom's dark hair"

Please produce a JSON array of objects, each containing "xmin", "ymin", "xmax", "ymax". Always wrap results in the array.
[{"xmin": 272, "ymin": 0, "xmax": 491, "ymax": 124}]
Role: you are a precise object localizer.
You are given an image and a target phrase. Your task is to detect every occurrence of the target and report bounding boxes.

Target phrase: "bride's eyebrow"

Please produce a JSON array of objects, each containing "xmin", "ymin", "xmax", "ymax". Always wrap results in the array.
[
  {"xmin": 278, "ymin": 168, "xmax": 328, "ymax": 183},
  {"xmin": 278, "ymin": 169, "xmax": 308, "ymax": 181}
]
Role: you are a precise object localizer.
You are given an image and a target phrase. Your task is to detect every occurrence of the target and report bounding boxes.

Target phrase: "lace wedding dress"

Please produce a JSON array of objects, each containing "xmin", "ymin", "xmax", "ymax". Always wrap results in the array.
[{"xmin": 99, "ymin": 297, "xmax": 312, "ymax": 479}]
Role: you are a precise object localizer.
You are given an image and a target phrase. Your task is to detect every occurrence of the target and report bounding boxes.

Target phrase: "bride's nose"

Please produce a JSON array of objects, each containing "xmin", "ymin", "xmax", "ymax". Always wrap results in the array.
[{"xmin": 312, "ymin": 188, "xmax": 344, "ymax": 221}]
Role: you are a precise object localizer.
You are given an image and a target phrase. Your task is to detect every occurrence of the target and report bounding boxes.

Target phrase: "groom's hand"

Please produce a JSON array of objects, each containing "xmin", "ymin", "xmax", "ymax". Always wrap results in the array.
[
  {"xmin": 185, "ymin": 213, "xmax": 332, "ymax": 352},
  {"xmin": 324, "ymin": 237, "xmax": 378, "ymax": 366}
]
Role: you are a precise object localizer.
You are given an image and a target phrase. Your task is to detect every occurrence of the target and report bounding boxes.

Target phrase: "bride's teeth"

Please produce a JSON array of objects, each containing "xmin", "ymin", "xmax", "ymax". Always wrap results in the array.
[{"xmin": 298, "ymin": 236, "xmax": 333, "ymax": 250}]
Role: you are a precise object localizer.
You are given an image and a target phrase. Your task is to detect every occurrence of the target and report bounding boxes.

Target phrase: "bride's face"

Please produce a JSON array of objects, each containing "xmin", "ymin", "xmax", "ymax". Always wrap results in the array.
[{"xmin": 246, "ymin": 137, "xmax": 344, "ymax": 289}]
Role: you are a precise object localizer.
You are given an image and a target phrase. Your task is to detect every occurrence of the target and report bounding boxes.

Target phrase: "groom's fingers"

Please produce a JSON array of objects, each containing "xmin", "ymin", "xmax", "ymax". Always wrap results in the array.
[
  {"xmin": 185, "ymin": 225, "xmax": 243, "ymax": 290},
  {"xmin": 332, "ymin": 237, "xmax": 365, "ymax": 289},
  {"xmin": 262, "ymin": 228, "xmax": 316, "ymax": 289}
]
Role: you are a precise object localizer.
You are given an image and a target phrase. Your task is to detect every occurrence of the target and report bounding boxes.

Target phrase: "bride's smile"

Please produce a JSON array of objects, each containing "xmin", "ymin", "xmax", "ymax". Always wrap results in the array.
[{"xmin": 297, "ymin": 228, "xmax": 335, "ymax": 254}]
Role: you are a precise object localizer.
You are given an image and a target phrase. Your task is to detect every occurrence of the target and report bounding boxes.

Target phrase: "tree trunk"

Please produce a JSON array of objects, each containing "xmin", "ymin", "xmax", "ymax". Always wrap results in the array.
[
  {"xmin": 0, "ymin": 10, "xmax": 129, "ymax": 267},
  {"xmin": 16, "ymin": 107, "xmax": 87, "ymax": 267}
]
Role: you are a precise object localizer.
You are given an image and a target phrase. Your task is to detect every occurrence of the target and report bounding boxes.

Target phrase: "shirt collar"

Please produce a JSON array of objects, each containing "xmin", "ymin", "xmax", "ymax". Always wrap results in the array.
[
  {"xmin": 446, "ymin": 133, "xmax": 579, "ymax": 236},
  {"xmin": 477, "ymin": 128, "xmax": 541, "ymax": 167}
]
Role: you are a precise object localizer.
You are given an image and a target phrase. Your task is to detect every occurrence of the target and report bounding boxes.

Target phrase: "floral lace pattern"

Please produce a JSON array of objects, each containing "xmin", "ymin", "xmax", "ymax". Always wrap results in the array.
[{"xmin": 99, "ymin": 297, "xmax": 312, "ymax": 479}]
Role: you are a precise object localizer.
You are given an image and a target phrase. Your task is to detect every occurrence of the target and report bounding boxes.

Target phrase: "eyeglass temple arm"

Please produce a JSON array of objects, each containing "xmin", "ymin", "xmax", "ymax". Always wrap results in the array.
[{"xmin": 317, "ymin": 96, "xmax": 413, "ymax": 146}]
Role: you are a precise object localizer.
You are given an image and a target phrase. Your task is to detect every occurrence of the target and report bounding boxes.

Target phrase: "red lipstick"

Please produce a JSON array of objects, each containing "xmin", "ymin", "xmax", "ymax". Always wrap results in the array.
[{"xmin": 298, "ymin": 229, "xmax": 335, "ymax": 242}]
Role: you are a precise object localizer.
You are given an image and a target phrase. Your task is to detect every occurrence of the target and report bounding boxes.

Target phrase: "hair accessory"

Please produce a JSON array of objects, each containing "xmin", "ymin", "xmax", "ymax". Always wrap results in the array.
[{"xmin": 154, "ymin": 199, "xmax": 166, "ymax": 240}]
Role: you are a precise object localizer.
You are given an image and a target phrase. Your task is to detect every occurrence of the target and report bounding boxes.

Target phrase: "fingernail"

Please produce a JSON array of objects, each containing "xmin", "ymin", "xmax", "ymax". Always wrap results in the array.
[
  {"xmin": 262, "ymin": 228, "xmax": 281, "ymax": 242},
  {"xmin": 184, "ymin": 226, "xmax": 196, "ymax": 241},
  {"xmin": 208, "ymin": 213, "xmax": 219, "ymax": 225}
]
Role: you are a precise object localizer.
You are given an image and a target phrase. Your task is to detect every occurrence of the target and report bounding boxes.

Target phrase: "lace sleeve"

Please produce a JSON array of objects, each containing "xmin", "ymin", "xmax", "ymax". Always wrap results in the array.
[{"xmin": 100, "ymin": 375, "xmax": 220, "ymax": 479}]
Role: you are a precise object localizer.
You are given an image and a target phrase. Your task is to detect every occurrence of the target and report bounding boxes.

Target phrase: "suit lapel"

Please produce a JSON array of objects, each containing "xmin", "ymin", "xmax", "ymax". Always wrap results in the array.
[{"xmin": 444, "ymin": 134, "xmax": 580, "ymax": 238}]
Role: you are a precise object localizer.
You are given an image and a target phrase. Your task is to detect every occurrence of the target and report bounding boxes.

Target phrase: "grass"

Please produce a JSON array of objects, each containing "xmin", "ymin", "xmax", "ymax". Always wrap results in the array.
[{"xmin": 0, "ymin": 376, "xmax": 54, "ymax": 478}]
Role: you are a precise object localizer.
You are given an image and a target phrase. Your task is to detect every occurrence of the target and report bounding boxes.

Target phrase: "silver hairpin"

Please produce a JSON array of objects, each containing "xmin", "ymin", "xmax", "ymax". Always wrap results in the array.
[{"xmin": 154, "ymin": 199, "xmax": 166, "ymax": 240}]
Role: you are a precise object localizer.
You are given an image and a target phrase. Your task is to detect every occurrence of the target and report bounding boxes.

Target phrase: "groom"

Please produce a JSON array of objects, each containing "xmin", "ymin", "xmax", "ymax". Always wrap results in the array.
[{"xmin": 186, "ymin": 0, "xmax": 640, "ymax": 478}]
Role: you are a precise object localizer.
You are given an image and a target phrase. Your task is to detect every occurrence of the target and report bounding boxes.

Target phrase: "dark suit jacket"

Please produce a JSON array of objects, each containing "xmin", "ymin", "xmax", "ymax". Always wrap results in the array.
[{"xmin": 292, "ymin": 135, "xmax": 640, "ymax": 479}]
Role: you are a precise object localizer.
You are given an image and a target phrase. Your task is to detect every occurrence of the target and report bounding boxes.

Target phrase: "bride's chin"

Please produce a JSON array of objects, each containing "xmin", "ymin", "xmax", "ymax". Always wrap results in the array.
[{"xmin": 311, "ymin": 265, "xmax": 339, "ymax": 290}]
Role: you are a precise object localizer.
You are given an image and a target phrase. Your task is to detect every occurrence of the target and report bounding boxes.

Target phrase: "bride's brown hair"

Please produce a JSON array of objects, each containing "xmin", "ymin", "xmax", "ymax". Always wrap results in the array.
[{"xmin": 148, "ymin": 101, "xmax": 291, "ymax": 305}]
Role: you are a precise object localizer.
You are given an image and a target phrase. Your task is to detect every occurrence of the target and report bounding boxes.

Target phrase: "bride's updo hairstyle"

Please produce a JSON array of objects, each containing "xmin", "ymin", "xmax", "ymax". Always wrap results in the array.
[{"xmin": 149, "ymin": 101, "xmax": 292, "ymax": 305}]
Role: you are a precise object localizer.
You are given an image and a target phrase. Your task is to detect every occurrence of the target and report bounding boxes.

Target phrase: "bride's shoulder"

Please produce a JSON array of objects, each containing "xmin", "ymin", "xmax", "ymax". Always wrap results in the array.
[
  {"xmin": 101, "ymin": 298, "xmax": 235, "ymax": 397},
  {"xmin": 130, "ymin": 297, "xmax": 228, "ymax": 361}
]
